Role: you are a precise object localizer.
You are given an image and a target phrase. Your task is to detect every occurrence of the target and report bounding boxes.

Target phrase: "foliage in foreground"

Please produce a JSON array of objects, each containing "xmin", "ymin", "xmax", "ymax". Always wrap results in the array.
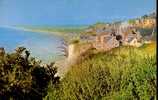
[
  {"xmin": 0, "ymin": 47, "xmax": 59, "ymax": 100},
  {"xmin": 45, "ymin": 45, "xmax": 156, "ymax": 100}
]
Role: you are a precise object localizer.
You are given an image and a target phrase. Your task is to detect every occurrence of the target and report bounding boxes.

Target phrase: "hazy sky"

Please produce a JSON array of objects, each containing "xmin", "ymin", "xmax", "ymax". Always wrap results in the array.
[{"xmin": 0, "ymin": 0, "xmax": 156, "ymax": 26}]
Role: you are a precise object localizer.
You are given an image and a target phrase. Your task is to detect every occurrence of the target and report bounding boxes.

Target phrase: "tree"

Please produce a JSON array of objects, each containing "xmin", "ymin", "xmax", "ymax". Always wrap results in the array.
[{"xmin": 142, "ymin": 14, "xmax": 148, "ymax": 19}]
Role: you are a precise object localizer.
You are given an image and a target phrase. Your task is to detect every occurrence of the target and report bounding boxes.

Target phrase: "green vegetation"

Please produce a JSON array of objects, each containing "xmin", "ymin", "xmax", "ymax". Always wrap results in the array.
[
  {"xmin": 128, "ymin": 19, "xmax": 135, "ymax": 24},
  {"xmin": 70, "ymin": 38, "xmax": 80, "ymax": 44},
  {"xmin": 1, "ymin": 39, "xmax": 156, "ymax": 100},
  {"xmin": 4, "ymin": 12, "xmax": 156, "ymax": 99},
  {"xmin": 0, "ymin": 47, "xmax": 59, "ymax": 100},
  {"xmin": 45, "ymin": 43, "xmax": 156, "ymax": 100}
]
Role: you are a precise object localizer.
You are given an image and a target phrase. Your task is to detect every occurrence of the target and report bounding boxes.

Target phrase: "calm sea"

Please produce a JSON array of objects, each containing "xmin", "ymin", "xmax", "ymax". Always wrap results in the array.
[{"xmin": 0, "ymin": 27, "xmax": 62, "ymax": 63}]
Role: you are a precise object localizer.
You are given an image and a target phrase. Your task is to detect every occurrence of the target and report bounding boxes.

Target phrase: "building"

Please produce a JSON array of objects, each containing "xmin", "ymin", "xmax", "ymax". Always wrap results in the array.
[
  {"xmin": 93, "ymin": 31, "xmax": 120, "ymax": 51},
  {"xmin": 93, "ymin": 26, "xmax": 143, "ymax": 51}
]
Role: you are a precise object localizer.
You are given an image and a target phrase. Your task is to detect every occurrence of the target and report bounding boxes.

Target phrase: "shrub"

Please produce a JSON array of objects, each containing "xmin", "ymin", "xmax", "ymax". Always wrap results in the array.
[
  {"xmin": 0, "ymin": 47, "xmax": 59, "ymax": 100},
  {"xmin": 71, "ymin": 39, "xmax": 80, "ymax": 44}
]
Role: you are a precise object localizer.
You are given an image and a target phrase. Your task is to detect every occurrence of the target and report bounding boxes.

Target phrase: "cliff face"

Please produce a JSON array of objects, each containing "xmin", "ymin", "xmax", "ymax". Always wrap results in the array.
[
  {"xmin": 55, "ymin": 42, "xmax": 93, "ymax": 77},
  {"xmin": 67, "ymin": 43, "xmax": 93, "ymax": 63}
]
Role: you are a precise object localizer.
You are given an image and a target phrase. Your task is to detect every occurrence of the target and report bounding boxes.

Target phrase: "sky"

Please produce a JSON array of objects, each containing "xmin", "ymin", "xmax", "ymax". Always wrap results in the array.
[{"xmin": 0, "ymin": 0, "xmax": 156, "ymax": 26}]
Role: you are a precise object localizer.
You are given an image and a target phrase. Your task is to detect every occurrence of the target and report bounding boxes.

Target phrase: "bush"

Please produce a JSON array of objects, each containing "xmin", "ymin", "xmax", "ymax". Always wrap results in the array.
[
  {"xmin": 0, "ymin": 47, "xmax": 59, "ymax": 100},
  {"xmin": 71, "ymin": 39, "xmax": 80, "ymax": 44}
]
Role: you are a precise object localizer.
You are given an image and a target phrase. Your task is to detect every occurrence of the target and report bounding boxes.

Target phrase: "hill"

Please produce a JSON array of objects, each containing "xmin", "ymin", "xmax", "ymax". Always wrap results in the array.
[{"xmin": 45, "ymin": 42, "xmax": 156, "ymax": 99}]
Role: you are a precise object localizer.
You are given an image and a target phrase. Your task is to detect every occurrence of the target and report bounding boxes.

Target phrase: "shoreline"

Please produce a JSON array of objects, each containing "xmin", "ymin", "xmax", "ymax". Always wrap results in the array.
[
  {"xmin": 0, "ymin": 26, "xmax": 68, "ymax": 38},
  {"xmin": 18, "ymin": 28, "xmax": 67, "ymax": 37}
]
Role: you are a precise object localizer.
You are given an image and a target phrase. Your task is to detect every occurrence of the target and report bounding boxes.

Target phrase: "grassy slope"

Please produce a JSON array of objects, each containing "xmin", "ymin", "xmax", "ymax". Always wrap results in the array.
[{"xmin": 45, "ymin": 42, "xmax": 156, "ymax": 100}]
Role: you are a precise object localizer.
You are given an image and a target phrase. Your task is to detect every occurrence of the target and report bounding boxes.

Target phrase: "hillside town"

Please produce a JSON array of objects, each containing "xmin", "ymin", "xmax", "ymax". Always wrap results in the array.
[{"xmin": 55, "ymin": 12, "xmax": 156, "ymax": 77}]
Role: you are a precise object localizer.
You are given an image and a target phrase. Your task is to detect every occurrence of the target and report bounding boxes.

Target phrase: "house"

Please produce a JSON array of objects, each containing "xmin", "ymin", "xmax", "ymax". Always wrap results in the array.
[
  {"xmin": 127, "ymin": 38, "xmax": 142, "ymax": 47},
  {"xmin": 92, "ymin": 26, "xmax": 143, "ymax": 51},
  {"xmin": 134, "ymin": 18, "xmax": 156, "ymax": 28},
  {"xmin": 121, "ymin": 28, "xmax": 142, "ymax": 47},
  {"xmin": 93, "ymin": 31, "xmax": 120, "ymax": 51}
]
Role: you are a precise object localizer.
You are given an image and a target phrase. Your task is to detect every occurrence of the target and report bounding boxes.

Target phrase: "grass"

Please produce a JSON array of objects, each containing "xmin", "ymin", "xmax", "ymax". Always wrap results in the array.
[{"xmin": 44, "ymin": 42, "xmax": 156, "ymax": 100}]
